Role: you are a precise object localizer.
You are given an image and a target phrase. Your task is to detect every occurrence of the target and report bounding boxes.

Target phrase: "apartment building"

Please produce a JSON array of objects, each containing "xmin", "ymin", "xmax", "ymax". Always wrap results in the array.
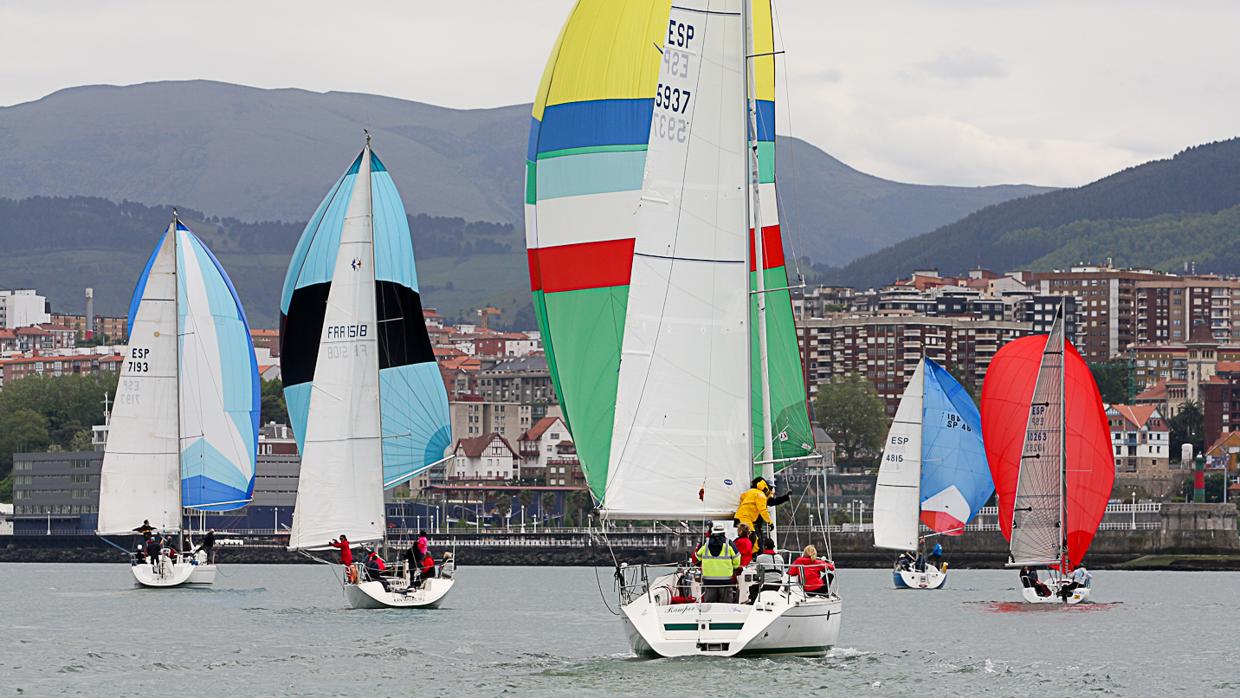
[
  {"xmin": 1106, "ymin": 404, "xmax": 1170, "ymax": 474},
  {"xmin": 1030, "ymin": 266, "xmax": 1165, "ymax": 361}
]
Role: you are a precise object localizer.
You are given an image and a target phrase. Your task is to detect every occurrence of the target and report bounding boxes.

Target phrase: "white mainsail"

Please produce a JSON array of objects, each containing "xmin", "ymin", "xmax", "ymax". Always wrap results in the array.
[
  {"xmin": 603, "ymin": 0, "xmax": 752, "ymax": 519},
  {"xmin": 1009, "ymin": 308, "xmax": 1066, "ymax": 566},
  {"xmin": 873, "ymin": 358, "xmax": 926, "ymax": 551},
  {"xmin": 97, "ymin": 223, "xmax": 182, "ymax": 535},
  {"xmin": 287, "ymin": 147, "xmax": 386, "ymax": 550}
]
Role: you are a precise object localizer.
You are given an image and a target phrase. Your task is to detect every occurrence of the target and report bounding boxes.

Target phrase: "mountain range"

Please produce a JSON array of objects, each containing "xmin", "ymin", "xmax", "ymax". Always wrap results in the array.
[
  {"xmin": 0, "ymin": 80, "xmax": 1050, "ymax": 265},
  {"xmin": 832, "ymin": 138, "xmax": 1240, "ymax": 288}
]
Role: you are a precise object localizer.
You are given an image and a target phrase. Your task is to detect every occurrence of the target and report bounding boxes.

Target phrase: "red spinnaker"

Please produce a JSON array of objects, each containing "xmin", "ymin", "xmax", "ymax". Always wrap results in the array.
[{"xmin": 980, "ymin": 335, "xmax": 1114, "ymax": 567}]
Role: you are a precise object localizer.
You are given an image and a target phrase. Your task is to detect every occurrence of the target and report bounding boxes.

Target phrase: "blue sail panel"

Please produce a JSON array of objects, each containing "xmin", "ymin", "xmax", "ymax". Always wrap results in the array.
[
  {"xmin": 177, "ymin": 226, "xmax": 259, "ymax": 511},
  {"xmin": 918, "ymin": 358, "xmax": 994, "ymax": 533},
  {"xmin": 378, "ymin": 344, "xmax": 451, "ymax": 488}
]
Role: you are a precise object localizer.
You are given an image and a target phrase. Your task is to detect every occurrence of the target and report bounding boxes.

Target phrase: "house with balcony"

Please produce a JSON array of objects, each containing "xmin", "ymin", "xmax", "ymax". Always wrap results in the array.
[{"xmin": 450, "ymin": 433, "xmax": 518, "ymax": 482}]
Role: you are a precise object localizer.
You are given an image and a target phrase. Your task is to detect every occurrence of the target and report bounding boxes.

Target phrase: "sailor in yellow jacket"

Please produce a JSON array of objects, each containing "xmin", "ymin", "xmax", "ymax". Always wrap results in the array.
[
  {"xmin": 734, "ymin": 477, "xmax": 791, "ymax": 538},
  {"xmin": 695, "ymin": 522, "xmax": 741, "ymax": 603}
]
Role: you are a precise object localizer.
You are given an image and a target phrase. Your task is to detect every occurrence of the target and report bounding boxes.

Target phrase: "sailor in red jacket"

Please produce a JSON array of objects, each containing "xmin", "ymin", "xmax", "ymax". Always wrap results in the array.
[
  {"xmin": 329, "ymin": 534, "xmax": 353, "ymax": 566},
  {"xmin": 420, "ymin": 553, "xmax": 436, "ymax": 579},
  {"xmin": 733, "ymin": 523, "xmax": 755, "ymax": 567},
  {"xmin": 788, "ymin": 544, "xmax": 834, "ymax": 596}
]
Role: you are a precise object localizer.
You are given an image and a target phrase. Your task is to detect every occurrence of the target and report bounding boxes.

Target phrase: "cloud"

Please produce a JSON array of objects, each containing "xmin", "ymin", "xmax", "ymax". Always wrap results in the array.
[
  {"xmin": 913, "ymin": 48, "xmax": 1008, "ymax": 84},
  {"xmin": 807, "ymin": 68, "xmax": 844, "ymax": 84}
]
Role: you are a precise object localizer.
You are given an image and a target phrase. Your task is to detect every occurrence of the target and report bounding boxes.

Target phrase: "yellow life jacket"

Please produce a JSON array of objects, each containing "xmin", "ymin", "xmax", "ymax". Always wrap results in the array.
[{"xmin": 696, "ymin": 541, "xmax": 740, "ymax": 579}]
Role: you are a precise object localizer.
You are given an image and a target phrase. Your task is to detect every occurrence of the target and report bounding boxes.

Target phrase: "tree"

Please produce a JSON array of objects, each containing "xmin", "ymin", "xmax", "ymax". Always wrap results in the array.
[
  {"xmin": 540, "ymin": 491, "xmax": 557, "ymax": 523},
  {"xmin": 1169, "ymin": 402, "xmax": 1205, "ymax": 462},
  {"xmin": 68, "ymin": 428, "xmax": 94, "ymax": 452},
  {"xmin": 1089, "ymin": 361, "xmax": 1134, "ymax": 404},
  {"xmin": 0, "ymin": 408, "xmax": 52, "ymax": 478},
  {"xmin": 0, "ymin": 373, "xmax": 117, "ymax": 450},
  {"xmin": 813, "ymin": 374, "xmax": 889, "ymax": 466},
  {"xmin": 260, "ymin": 378, "xmax": 288, "ymax": 425}
]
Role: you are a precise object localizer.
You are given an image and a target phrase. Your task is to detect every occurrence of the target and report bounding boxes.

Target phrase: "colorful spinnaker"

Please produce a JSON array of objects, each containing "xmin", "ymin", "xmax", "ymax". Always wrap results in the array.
[
  {"xmin": 281, "ymin": 140, "xmax": 451, "ymax": 550},
  {"xmin": 873, "ymin": 357, "xmax": 993, "ymax": 552},
  {"xmin": 97, "ymin": 217, "xmax": 259, "ymax": 534},
  {"xmin": 526, "ymin": 0, "xmax": 812, "ymax": 513},
  {"xmin": 981, "ymin": 305, "xmax": 1113, "ymax": 568}
]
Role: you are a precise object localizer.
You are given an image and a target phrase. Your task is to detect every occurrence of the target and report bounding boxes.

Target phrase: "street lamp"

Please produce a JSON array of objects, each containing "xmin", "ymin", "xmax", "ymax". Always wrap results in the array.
[
  {"xmin": 274, "ymin": 507, "xmax": 279, "ymax": 532},
  {"xmin": 1131, "ymin": 490, "xmax": 1137, "ymax": 531}
]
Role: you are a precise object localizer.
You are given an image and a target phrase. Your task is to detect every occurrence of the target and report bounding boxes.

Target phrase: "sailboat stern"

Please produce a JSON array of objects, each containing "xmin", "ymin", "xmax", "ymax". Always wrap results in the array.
[{"xmin": 619, "ymin": 573, "xmax": 841, "ymax": 658}]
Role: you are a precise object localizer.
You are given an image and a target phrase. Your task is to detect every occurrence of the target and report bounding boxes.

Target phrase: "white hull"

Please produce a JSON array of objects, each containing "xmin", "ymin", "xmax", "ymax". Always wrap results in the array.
[
  {"xmin": 893, "ymin": 565, "xmax": 947, "ymax": 590},
  {"xmin": 1021, "ymin": 578, "xmax": 1091, "ymax": 604},
  {"xmin": 620, "ymin": 572, "xmax": 841, "ymax": 658},
  {"xmin": 343, "ymin": 576, "xmax": 455, "ymax": 609},
  {"xmin": 130, "ymin": 555, "xmax": 213, "ymax": 588}
]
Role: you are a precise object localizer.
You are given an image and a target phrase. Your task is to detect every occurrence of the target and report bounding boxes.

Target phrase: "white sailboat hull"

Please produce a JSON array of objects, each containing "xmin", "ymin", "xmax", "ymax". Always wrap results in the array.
[
  {"xmin": 893, "ymin": 565, "xmax": 947, "ymax": 590},
  {"xmin": 620, "ymin": 573, "xmax": 841, "ymax": 658},
  {"xmin": 343, "ymin": 577, "xmax": 455, "ymax": 609},
  {"xmin": 1020, "ymin": 578, "xmax": 1091, "ymax": 604},
  {"xmin": 130, "ymin": 552, "xmax": 215, "ymax": 588}
]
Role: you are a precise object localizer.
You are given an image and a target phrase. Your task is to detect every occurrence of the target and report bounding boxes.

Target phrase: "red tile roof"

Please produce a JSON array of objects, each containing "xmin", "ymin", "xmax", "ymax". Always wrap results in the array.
[
  {"xmin": 519, "ymin": 416, "xmax": 563, "ymax": 442},
  {"xmin": 454, "ymin": 433, "xmax": 516, "ymax": 458},
  {"xmin": 1108, "ymin": 403, "xmax": 1164, "ymax": 430}
]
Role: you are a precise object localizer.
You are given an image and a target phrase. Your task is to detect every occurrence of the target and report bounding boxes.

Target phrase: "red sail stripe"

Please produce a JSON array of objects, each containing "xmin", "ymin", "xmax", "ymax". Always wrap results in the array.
[
  {"xmin": 528, "ymin": 238, "xmax": 636, "ymax": 293},
  {"xmin": 748, "ymin": 225, "xmax": 786, "ymax": 272}
]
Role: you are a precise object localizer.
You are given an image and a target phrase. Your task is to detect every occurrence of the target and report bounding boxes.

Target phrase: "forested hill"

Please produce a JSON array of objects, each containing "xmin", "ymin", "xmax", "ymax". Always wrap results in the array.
[
  {"xmin": 833, "ymin": 138, "xmax": 1240, "ymax": 288},
  {"xmin": 0, "ymin": 197, "xmax": 525, "ymax": 328},
  {"xmin": 0, "ymin": 80, "xmax": 1049, "ymax": 266}
]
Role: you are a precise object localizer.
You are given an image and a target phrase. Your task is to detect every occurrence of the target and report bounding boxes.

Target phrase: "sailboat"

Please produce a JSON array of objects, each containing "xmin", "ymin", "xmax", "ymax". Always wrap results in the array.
[
  {"xmin": 280, "ymin": 136, "xmax": 455, "ymax": 609},
  {"xmin": 528, "ymin": 0, "xmax": 838, "ymax": 656},
  {"xmin": 873, "ymin": 357, "xmax": 994, "ymax": 590},
  {"xmin": 981, "ymin": 304, "xmax": 1113, "ymax": 604},
  {"xmin": 96, "ymin": 215, "xmax": 260, "ymax": 588}
]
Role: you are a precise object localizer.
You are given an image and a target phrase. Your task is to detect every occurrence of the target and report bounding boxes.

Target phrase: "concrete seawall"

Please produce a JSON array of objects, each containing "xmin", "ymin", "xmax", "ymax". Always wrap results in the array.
[{"xmin": 4, "ymin": 510, "xmax": 1237, "ymax": 571}]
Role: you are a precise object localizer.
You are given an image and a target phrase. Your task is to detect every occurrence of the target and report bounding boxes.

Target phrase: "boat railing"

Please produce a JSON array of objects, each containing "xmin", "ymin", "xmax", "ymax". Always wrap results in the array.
[{"xmin": 617, "ymin": 559, "xmax": 837, "ymax": 606}]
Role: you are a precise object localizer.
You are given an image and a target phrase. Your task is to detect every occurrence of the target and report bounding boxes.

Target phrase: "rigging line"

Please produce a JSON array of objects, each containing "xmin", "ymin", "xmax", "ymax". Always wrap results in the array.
[
  {"xmin": 286, "ymin": 174, "xmax": 349, "ymax": 310},
  {"xmin": 768, "ymin": 0, "xmax": 805, "ymax": 283},
  {"xmin": 607, "ymin": 6, "xmax": 717, "ymax": 492}
]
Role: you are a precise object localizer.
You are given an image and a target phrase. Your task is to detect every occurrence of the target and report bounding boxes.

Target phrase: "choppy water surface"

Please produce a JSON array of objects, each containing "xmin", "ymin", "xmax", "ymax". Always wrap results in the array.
[{"xmin": 1, "ymin": 564, "xmax": 1236, "ymax": 696}]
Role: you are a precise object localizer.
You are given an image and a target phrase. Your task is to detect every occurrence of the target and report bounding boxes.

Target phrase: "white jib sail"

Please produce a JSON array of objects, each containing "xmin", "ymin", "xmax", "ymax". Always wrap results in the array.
[
  {"xmin": 97, "ymin": 223, "xmax": 182, "ymax": 535},
  {"xmin": 873, "ymin": 358, "xmax": 925, "ymax": 551},
  {"xmin": 288, "ymin": 147, "xmax": 385, "ymax": 550},
  {"xmin": 1009, "ymin": 310, "xmax": 1065, "ymax": 566},
  {"xmin": 604, "ymin": 0, "xmax": 752, "ymax": 519}
]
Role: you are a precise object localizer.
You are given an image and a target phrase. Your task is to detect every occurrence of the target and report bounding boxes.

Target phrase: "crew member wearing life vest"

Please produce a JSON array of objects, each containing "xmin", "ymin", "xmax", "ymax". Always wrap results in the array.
[
  {"xmin": 734, "ymin": 477, "xmax": 791, "ymax": 539},
  {"xmin": 695, "ymin": 522, "xmax": 741, "ymax": 603}
]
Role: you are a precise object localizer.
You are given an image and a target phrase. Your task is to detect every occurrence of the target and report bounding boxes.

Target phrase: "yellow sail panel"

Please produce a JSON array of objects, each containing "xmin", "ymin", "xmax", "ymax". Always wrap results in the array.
[
  {"xmin": 752, "ymin": 0, "xmax": 776, "ymax": 101},
  {"xmin": 532, "ymin": 0, "xmax": 670, "ymax": 121}
]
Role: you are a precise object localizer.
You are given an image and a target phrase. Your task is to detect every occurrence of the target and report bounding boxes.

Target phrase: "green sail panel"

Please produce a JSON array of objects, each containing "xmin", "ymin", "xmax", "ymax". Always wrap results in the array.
[{"xmin": 751, "ymin": 259, "xmax": 815, "ymax": 471}]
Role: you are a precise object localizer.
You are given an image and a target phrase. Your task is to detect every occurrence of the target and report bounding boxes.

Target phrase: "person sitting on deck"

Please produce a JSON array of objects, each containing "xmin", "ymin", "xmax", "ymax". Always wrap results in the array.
[
  {"xmin": 928, "ymin": 542, "xmax": 944, "ymax": 570},
  {"xmin": 144, "ymin": 536, "xmax": 161, "ymax": 569},
  {"xmin": 752, "ymin": 538, "xmax": 786, "ymax": 602},
  {"xmin": 695, "ymin": 522, "xmax": 741, "ymax": 603},
  {"xmin": 420, "ymin": 552, "xmax": 436, "ymax": 580},
  {"xmin": 193, "ymin": 530, "xmax": 216, "ymax": 561},
  {"xmin": 1019, "ymin": 566, "xmax": 1051, "ymax": 597},
  {"xmin": 788, "ymin": 545, "xmax": 834, "ymax": 597},
  {"xmin": 329, "ymin": 534, "xmax": 353, "ymax": 567},
  {"xmin": 1060, "ymin": 563, "xmax": 1092, "ymax": 598},
  {"xmin": 364, "ymin": 549, "xmax": 390, "ymax": 591},
  {"xmin": 133, "ymin": 542, "xmax": 146, "ymax": 565},
  {"xmin": 896, "ymin": 551, "xmax": 915, "ymax": 571}
]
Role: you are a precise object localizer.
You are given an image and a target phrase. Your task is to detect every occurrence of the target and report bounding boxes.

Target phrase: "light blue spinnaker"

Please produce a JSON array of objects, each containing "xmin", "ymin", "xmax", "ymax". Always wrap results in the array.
[{"xmin": 175, "ymin": 222, "xmax": 260, "ymax": 510}]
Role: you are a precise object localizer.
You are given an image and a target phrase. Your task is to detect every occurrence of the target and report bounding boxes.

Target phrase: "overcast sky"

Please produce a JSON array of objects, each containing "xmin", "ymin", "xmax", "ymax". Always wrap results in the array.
[{"xmin": 2, "ymin": 0, "xmax": 1237, "ymax": 187}]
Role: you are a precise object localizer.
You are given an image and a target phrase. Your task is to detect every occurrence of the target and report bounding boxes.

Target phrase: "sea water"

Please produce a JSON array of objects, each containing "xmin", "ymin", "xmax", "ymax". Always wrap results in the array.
[{"xmin": 1, "ymin": 564, "xmax": 1235, "ymax": 696}]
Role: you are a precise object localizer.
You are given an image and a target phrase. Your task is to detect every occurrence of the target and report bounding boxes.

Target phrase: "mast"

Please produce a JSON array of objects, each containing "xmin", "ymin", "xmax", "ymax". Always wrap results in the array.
[
  {"xmin": 361, "ymin": 131, "xmax": 387, "ymax": 534},
  {"xmin": 1057, "ymin": 301, "xmax": 1068, "ymax": 571},
  {"xmin": 743, "ymin": 0, "xmax": 776, "ymax": 544},
  {"xmin": 171, "ymin": 210, "xmax": 183, "ymax": 534}
]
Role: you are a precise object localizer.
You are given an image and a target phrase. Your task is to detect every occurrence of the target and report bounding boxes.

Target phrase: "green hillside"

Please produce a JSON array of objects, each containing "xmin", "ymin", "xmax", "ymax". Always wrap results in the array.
[
  {"xmin": 833, "ymin": 138, "xmax": 1240, "ymax": 287},
  {"xmin": 0, "ymin": 197, "xmax": 525, "ymax": 328}
]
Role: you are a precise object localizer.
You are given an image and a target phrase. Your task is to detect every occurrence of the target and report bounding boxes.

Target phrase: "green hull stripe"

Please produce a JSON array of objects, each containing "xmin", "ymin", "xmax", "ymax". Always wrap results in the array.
[
  {"xmin": 663, "ymin": 623, "xmax": 697, "ymax": 631},
  {"xmin": 709, "ymin": 622, "xmax": 745, "ymax": 630}
]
